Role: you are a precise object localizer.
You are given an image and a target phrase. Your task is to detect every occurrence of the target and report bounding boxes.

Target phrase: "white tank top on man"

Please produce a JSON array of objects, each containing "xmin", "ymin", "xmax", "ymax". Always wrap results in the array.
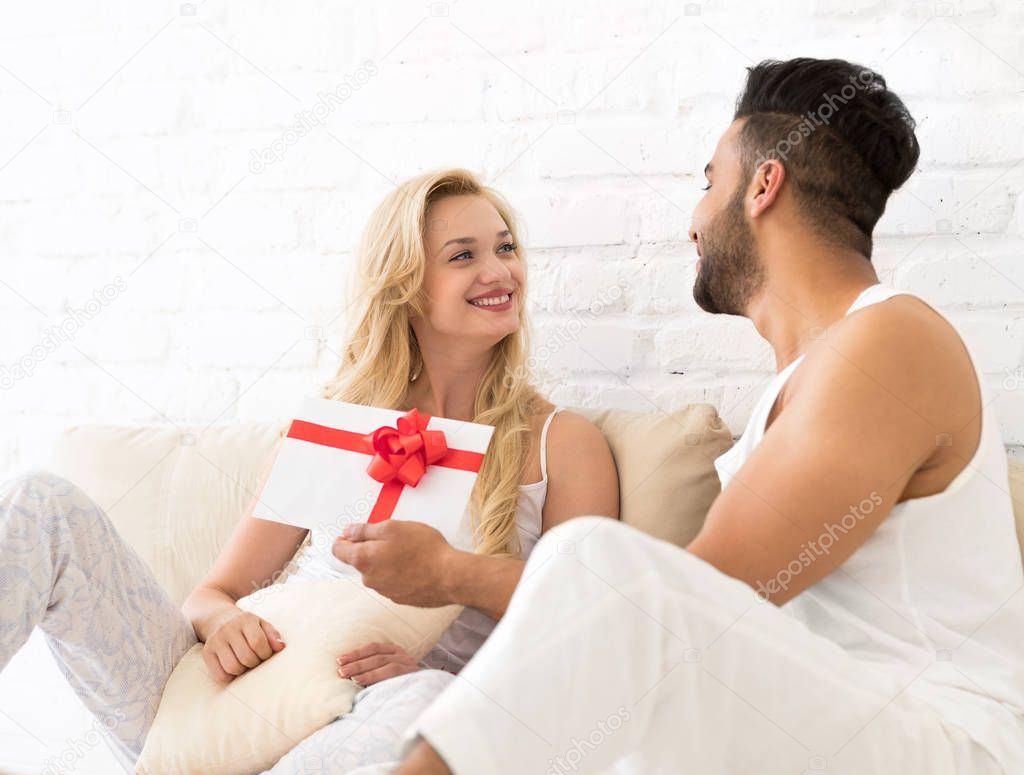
[{"xmin": 714, "ymin": 283, "xmax": 1024, "ymax": 770}]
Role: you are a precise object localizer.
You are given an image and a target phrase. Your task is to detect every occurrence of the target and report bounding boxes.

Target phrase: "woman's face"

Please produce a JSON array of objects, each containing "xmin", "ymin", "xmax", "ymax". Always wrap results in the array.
[{"xmin": 416, "ymin": 194, "xmax": 524, "ymax": 347}]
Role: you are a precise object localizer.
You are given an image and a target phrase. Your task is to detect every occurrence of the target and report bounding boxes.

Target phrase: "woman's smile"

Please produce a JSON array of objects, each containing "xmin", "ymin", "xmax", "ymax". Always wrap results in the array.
[{"xmin": 468, "ymin": 288, "xmax": 515, "ymax": 312}]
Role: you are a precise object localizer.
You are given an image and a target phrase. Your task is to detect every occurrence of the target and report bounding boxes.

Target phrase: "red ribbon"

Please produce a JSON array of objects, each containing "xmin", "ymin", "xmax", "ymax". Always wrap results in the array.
[{"xmin": 285, "ymin": 408, "xmax": 485, "ymax": 524}]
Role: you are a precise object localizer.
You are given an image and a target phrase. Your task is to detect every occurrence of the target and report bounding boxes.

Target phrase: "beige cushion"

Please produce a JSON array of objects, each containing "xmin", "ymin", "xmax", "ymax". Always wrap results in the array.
[
  {"xmin": 578, "ymin": 404, "xmax": 734, "ymax": 549},
  {"xmin": 1008, "ymin": 458, "xmax": 1024, "ymax": 565},
  {"xmin": 52, "ymin": 421, "xmax": 291, "ymax": 608},
  {"xmin": 136, "ymin": 579, "xmax": 460, "ymax": 775}
]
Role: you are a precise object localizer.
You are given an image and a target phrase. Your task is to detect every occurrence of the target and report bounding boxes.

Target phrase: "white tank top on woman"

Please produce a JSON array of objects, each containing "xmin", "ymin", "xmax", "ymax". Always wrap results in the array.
[
  {"xmin": 285, "ymin": 406, "xmax": 565, "ymax": 673},
  {"xmin": 714, "ymin": 283, "xmax": 1024, "ymax": 772}
]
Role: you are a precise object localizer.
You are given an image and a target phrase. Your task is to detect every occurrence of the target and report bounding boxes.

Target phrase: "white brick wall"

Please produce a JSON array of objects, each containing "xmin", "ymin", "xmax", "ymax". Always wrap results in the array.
[
  {"xmin": 0, "ymin": 1, "xmax": 1021, "ymax": 470},
  {"xmin": 1, "ymin": 2, "xmax": 1023, "ymax": 771}
]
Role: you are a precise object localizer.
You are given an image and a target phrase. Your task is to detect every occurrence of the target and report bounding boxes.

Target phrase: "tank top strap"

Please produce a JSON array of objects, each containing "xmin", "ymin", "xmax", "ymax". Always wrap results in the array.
[
  {"xmin": 539, "ymin": 407, "xmax": 565, "ymax": 481},
  {"xmin": 750, "ymin": 284, "xmax": 900, "ymax": 443},
  {"xmin": 843, "ymin": 283, "xmax": 904, "ymax": 317}
]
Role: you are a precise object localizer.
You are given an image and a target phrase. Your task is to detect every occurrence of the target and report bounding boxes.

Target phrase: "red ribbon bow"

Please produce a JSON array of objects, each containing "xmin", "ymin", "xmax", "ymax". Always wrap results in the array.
[
  {"xmin": 363, "ymin": 408, "xmax": 448, "ymax": 488},
  {"xmin": 286, "ymin": 408, "xmax": 485, "ymax": 524}
]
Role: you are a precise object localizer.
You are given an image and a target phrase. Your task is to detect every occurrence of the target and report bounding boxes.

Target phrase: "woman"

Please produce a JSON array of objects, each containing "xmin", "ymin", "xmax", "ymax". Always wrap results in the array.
[{"xmin": 0, "ymin": 168, "xmax": 619, "ymax": 774}]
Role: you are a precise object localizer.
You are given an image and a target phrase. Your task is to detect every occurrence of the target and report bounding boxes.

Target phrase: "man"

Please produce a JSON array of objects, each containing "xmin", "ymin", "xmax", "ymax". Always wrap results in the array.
[{"xmin": 355, "ymin": 58, "xmax": 1024, "ymax": 773}]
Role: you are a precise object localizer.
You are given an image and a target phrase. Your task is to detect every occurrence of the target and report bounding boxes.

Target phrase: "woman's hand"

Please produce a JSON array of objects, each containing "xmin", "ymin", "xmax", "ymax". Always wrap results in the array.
[
  {"xmin": 201, "ymin": 608, "xmax": 286, "ymax": 684},
  {"xmin": 332, "ymin": 520, "xmax": 457, "ymax": 606},
  {"xmin": 337, "ymin": 641, "xmax": 420, "ymax": 686}
]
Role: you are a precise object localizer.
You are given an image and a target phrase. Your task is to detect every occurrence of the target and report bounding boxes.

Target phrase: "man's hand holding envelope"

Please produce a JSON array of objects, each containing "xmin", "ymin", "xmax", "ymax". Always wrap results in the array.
[{"xmin": 253, "ymin": 397, "xmax": 495, "ymax": 602}]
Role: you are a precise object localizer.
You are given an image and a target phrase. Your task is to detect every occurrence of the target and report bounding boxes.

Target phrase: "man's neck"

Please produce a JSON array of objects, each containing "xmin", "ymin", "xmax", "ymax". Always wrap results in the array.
[{"xmin": 745, "ymin": 247, "xmax": 880, "ymax": 372}]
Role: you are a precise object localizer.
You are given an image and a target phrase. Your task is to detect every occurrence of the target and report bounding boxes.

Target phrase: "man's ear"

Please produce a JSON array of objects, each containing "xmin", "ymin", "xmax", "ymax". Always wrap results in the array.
[{"xmin": 749, "ymin": 159, "xmax": 786, "ymax": 219}]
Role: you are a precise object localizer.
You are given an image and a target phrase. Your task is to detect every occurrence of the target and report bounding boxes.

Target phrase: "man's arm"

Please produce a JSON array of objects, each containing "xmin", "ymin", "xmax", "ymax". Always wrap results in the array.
[{"xmin": 687, "ymin": 298, "xmax": 980, "ymax": 605}]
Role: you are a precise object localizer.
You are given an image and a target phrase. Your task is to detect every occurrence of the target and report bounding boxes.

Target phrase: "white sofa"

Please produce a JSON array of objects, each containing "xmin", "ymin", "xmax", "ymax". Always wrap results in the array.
[{"xmin": 2, "ymin": 410, "xmax": 1023, "ymax": 774}]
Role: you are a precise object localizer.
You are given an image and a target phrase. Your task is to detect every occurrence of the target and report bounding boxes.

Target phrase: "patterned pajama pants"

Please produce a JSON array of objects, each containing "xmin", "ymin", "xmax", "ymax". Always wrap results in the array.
[{"xmin": 0, "ymin": 470, "xmax": 452, "ymax": 774}]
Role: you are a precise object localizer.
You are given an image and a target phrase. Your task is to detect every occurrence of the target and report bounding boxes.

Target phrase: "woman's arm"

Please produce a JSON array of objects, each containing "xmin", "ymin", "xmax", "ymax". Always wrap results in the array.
[
  {"xmin": 444, "ymin": 411, "xmax": 619, "ymax": 618},
  {"xmin": 181, "ymin": 437, "xmax": 309, "ymax": 642},
  {"xmin": 335, "ymin": 411, "xmax": 619, "ymax": 619}
]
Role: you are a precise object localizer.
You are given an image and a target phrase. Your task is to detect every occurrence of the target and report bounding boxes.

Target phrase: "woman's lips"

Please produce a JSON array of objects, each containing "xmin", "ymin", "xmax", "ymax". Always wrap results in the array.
[{"xmin": 468, "ymin": 291, "xmax": 514, "ymax": 311}]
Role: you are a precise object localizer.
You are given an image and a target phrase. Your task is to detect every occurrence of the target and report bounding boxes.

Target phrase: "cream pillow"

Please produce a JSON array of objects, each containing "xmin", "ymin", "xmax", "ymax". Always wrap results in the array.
[
  {"xmin": 1007, "ymin": 457, "xmax": 1024, "ymax": 566},
  {"xmin": 577, "ymin": 404, "xmax": 734, "ymax": 548},
  {"xmin": 136, "ymin": 578, "xmax": 461, "ymax": 775}
]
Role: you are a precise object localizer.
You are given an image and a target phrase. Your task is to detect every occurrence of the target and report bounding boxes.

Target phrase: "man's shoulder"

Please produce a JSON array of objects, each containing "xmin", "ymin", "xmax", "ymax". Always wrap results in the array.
[
  {"xmin": 802, "ymin": 293, "xmax": 972, "ymax": 391},
  {"xmin": 785, "ymin": 292, "xmax": 981, "ymax": 459}
]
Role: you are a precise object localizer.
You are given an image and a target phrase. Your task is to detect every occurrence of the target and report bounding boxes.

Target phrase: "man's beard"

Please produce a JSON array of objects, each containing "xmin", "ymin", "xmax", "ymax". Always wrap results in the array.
[{"xmin": 692, "ymin": 187, "xmax": 765, "ymax": 316}]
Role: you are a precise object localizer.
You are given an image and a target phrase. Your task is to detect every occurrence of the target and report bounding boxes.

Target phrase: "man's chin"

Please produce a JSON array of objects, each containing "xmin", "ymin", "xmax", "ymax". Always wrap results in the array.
[{"xmin": 692, "ymin": 279, "xmax": 721, "ymax": 314}]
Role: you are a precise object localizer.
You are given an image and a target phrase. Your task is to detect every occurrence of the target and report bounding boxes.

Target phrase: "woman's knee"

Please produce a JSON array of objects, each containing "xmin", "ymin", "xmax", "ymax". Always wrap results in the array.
[
  {"xmin": 1, "ymin": 468, "xmax": 78, "ymax": 501},
  {"xmin": 1, "ymin": 468, "xmax": 96, "ymax": 533}
]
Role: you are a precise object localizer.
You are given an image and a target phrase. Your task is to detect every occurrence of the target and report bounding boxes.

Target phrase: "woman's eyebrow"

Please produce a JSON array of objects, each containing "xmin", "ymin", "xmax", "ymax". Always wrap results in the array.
[
  {"xmin": 440, "ymin": 236, "xmax": 475, "ymax": 249},
  {"xmin": 440, "ymin": 230, "xmax": 512, "ymax": 250}
]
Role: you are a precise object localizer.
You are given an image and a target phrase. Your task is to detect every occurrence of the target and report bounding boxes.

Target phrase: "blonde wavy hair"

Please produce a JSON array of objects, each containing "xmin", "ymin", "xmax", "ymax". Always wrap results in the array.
[{"xmin": 319, "ymin": 168, "xmax": 540, "ymax": 558}]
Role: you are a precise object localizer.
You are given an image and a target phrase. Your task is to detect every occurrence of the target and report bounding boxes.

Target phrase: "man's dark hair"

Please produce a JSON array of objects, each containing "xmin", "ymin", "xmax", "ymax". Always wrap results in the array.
[{"xmin": 733, "ymin": 57, "xmax": 920, "ymax": 258}]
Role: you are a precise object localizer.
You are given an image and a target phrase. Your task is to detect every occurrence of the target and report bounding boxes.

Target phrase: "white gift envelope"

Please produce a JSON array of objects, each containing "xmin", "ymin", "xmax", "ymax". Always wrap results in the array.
[{"xmin": 253, "ymin": 397, "xmax": 494, "ymax": 551}]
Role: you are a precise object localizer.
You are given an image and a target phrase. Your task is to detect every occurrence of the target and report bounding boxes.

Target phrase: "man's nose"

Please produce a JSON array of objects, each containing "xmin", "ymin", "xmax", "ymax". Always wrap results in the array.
[{"xmin": 688, "ymin": 225, "xmax": 699, "ymax": 244}]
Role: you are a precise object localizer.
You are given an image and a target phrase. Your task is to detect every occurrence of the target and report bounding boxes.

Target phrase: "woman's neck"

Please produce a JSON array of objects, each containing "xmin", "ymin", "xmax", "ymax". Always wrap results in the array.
[{"xmin": 406, "ymin": 344, "xmax": 492, "ymax": 421}]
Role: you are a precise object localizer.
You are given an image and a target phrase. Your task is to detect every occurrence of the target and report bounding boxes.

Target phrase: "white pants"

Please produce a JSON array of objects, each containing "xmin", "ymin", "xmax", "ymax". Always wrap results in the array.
[{"xmin": 404, "ymin": 516, "xmax": 1005, "ymax": 775}]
